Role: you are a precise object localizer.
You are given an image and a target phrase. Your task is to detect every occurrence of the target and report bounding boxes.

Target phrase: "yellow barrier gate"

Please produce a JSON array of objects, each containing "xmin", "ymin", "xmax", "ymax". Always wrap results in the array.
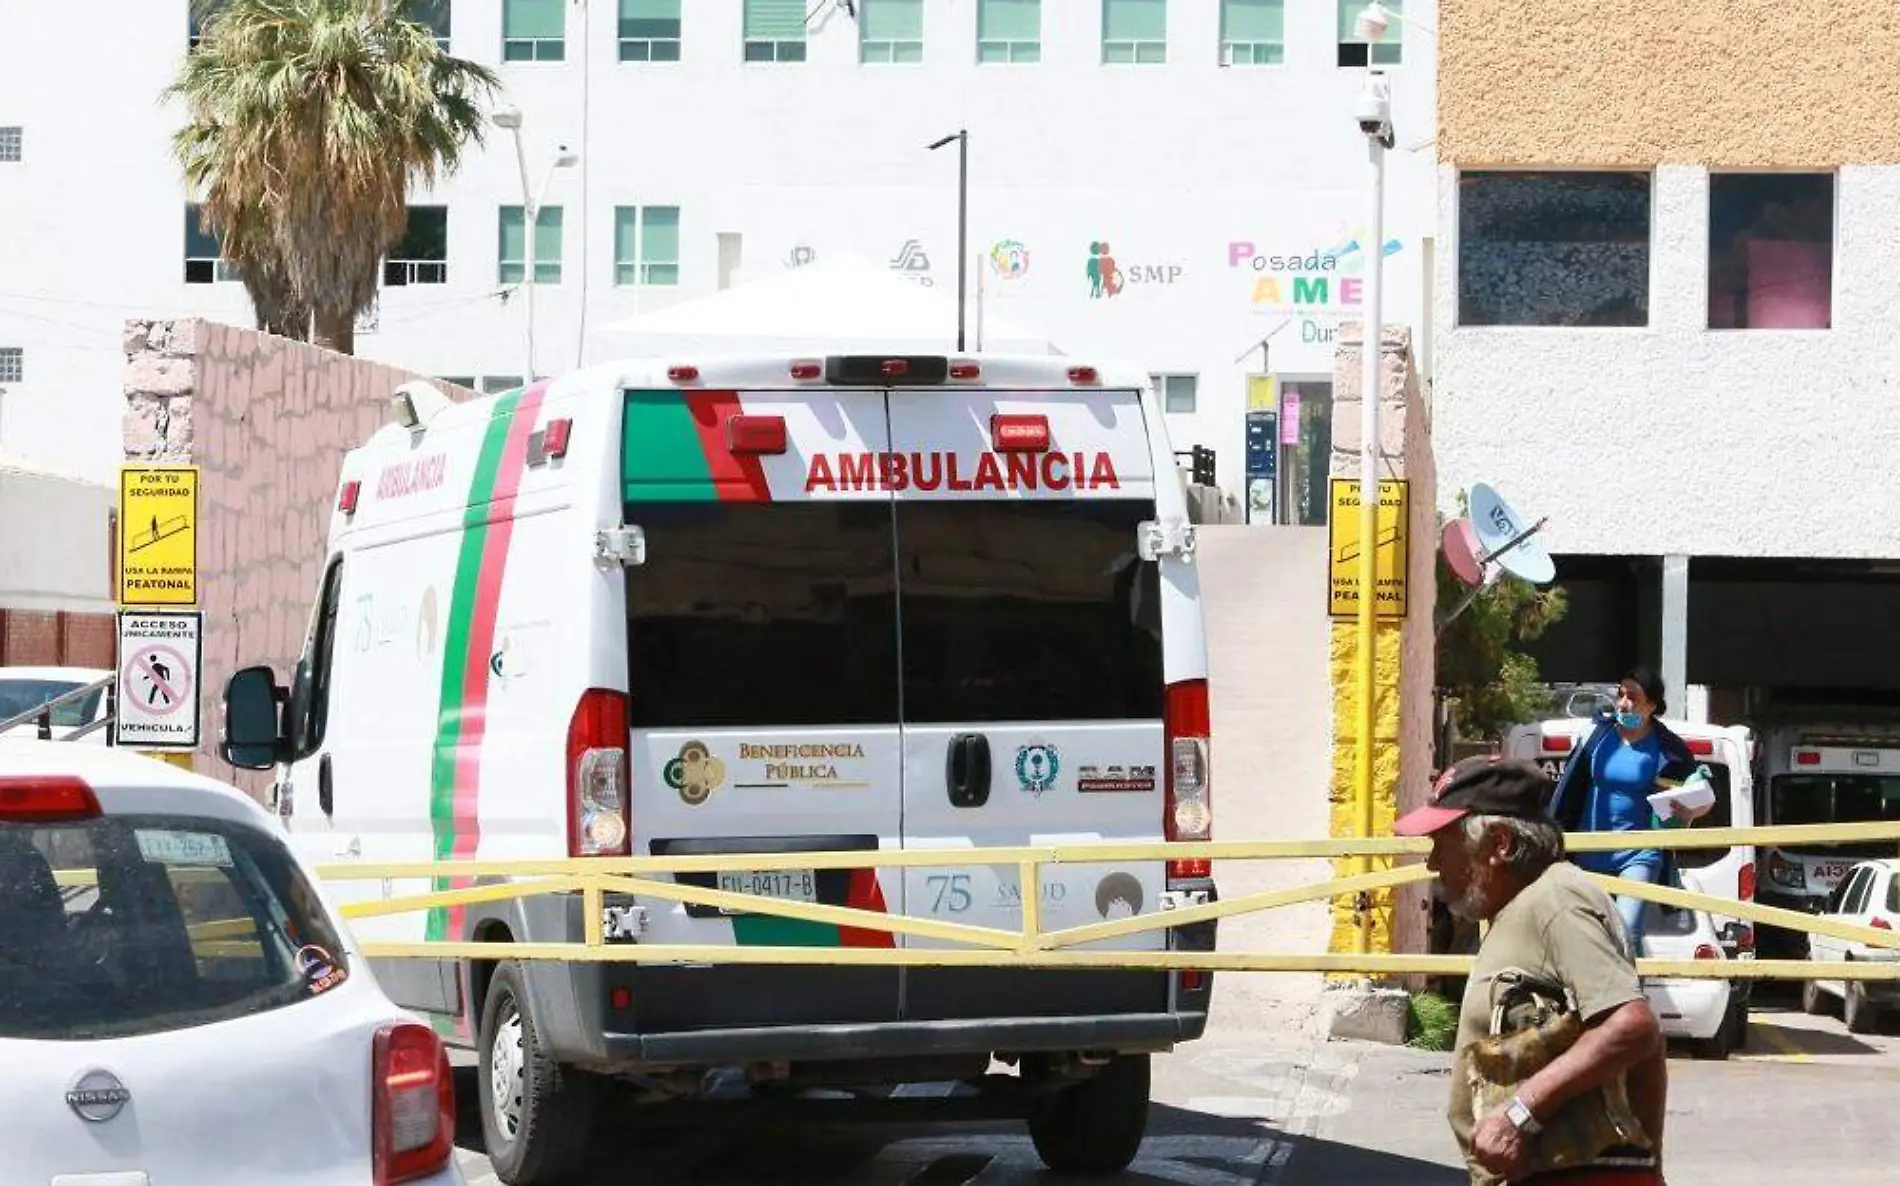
[{"xmin": 307, "ymin": 821, "xmax": 1900, "ymax": 983}]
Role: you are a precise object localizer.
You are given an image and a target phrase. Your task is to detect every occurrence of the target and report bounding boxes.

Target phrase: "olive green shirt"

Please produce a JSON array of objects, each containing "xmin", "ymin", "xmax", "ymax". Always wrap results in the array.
[{"xmin": 1449, "ymin": 861, "xmax": 1647, "ymax": 1183}]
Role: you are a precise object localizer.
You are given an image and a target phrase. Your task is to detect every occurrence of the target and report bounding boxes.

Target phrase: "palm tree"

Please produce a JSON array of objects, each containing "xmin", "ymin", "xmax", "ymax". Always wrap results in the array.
[{"xmin": 168, "ymin": 0, "xmax": 498, "ymax": 353}]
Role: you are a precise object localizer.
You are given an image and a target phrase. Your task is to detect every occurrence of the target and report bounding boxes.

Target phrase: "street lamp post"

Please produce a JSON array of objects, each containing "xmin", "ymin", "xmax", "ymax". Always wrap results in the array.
[
  {"xmin": 927, "ymin": 129, "xmax": 969, "ymax": 351},
  {"xmin": 1351, "ymin": 4, "xmax": 1395, "ymax": 958},
  {"xmin": 493, "ymin": 105, "xmax": 578, "ymax": 383}
]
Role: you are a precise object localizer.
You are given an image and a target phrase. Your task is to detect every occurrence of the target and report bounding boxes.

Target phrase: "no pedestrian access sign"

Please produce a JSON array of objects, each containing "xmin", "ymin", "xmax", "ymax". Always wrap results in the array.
[
  {"xmin": 119, "ymin": 465, "xmax": 199, "ymax": 606},
  {"xmin": 115, "ymin": 611, "xmax": 203, "ymax": 751}
]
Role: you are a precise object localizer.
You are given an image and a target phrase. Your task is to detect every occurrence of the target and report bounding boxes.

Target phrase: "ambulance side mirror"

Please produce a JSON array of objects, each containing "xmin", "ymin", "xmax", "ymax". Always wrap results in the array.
[{"xmin": 221, "ymin": 666, "xmax": 287, "ymax": 771}]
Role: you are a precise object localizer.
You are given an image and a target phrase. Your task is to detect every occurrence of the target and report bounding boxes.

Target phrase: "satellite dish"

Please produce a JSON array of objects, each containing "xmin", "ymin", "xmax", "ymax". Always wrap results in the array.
[
  {"xmin": 1468, "ymin": 483, "xmax": 1555, "ymax": 585},
  {"xmin": 1442, "ymin": 518, "xmax": 1485, "ymax": 588}
]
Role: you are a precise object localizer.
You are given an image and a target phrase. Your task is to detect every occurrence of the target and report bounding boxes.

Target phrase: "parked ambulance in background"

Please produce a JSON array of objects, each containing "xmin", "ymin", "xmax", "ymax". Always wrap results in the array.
[
  {"xmin": 221, "ymin": 355, "xmax": 1217, "ymax": 1185},
  {"xmin": 1754, "ymin": 722, "xmax": 1900, "ymax": 958}
]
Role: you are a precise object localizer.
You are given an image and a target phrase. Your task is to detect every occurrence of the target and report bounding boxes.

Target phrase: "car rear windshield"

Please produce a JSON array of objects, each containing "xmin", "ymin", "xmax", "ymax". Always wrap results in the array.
[
  {"xmin": 0, "ymin": 680, "xmax": 99, "ymax": 728},
  {"xmin": 624, "ymin": 500, "xmax": 1163, "ymax": 728},
  {"xmin": 0, "ymin": 814, "xmax": 351, "ymax": 1041}
]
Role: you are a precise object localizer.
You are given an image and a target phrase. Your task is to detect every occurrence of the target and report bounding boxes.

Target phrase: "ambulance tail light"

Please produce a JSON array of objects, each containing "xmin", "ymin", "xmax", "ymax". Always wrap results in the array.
[
  {"xmin": 949, "ymin": 361, "xmax": 982, "ymax": 381},
  {"xmin": 371, "ymin": 1021, "xmax": 454, "ymax": 1186},
  {"xmin": 1797, "ymin": 750, "xmax": 1821, "ymax": 766},
  {"xmin": 789, "ymin": 360, "xmax": 823, "ymax": 381},
  {"xmin": 823, "ymin": 356, "xmax": 951, "ymax": 386},
  {"xmin": 338, "ymin": 480, "xmax": 362, "ymax": 516},
  {"xmin": 1540, "ymin": 733, "xmax": 1572, "ymax": 754},
  {"xmin": 667, "ymin": 365, "xmax": 700, "ymax": 383},
  {"xmin": 727, "ymin": 414, "xmax": 788, "ymax": 455},
  {"xmin": 1164, "ymin": 679, "xmax": 1212, "ymax": 880},
  {"xmin": 990, "ymin": 414, "xmax": 1050, "ymax": 453},
  {"xmin": 1068, "ymin": 366, "xmax": 1100, "ymax": 385},
  {"xmin": 1688, "ymin": 738, "xmax": 1715, "ymax": 756},
  {"xmin": 567, "ymin": 689, "xmax": 631, "ymax": 858},
  {"xmin": 541, "ymin": 417, "xmax": 573, "ymax": 460}
]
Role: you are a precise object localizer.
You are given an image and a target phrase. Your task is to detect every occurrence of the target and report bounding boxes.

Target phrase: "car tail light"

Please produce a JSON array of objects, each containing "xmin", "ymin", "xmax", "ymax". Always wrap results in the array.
[
  {"xmin": 372, "ymin": 1022, "xmax": 454, "ymax": 1186},
  {"xmin": 1694, "ymin": 944, "xmax": 1720, "ymax": 960},
  {"xmin": 1739, "ymin": 862, "xmax": 1756, "ymax": 902},
  {"xmin": 567, "ymin": 689, "xmax": 631, "ymax": 858},
  {"xmin": 1796, "ymin": 750, "xmax": 1821, "ymax": 766},
  {"xmin": 1540, "ymin": 734, "xmax": 1572, "ymax": 753},
  {"xmin": 0, "ymin": 776, "xmax": 101, "ymax": 822},
  {"xmin": 1687, "ymin": 738, "xmax": 1715, "ymax": 756},
  {"xmin": 727, "ymin": 414, "xmax": 788, "ymax": 455},
  {"xmin": 1874, "ymin": 917, "xmax": 1894, "ymax": 931},
  {"xmin": 338, "ymin": 480, "xmax": 362, "ymax": 516},
  {"xmin": 1164, "ymin": 679, "xmax": 1212, "ymax": 880},
  {"xmin": 990, "ymin": 414, "xmax": 1050, "ymax": 453}
]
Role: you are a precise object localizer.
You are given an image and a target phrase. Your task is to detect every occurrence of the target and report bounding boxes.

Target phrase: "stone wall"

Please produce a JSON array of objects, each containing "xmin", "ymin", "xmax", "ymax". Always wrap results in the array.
[
  {"xmin": 123, "ymin": 318, "xmax": 474, "ymax": 792},
  {"xmin": 1324, "ymin": 325, "xmax": 1436, "ymax": 965}
]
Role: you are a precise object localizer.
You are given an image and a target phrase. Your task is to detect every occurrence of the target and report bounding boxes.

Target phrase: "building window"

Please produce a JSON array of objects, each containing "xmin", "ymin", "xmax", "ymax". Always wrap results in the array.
[
  {"xmin": 618, "ymin": 0, "xmax": 681, "ymax": 61},
  {"xmin": 614, "ymin": 206, "xmax": 680, "ymax": 287},
  {"xmin": 384, "ymin": 206, "xmax": 449, "ymax": 286},
  {"xmin": 744, "ymin": 0, "xmax": 807, "ymax": 62},
  {"xmin": 0, "ymin": 348, "xmax": 21, "ymax": 384},
  {"xmin": 0, "ymin": 126, "xmax": 20, "ymax": 163},
  {"xmin": 404, "ymin": 0, "xmax": 452, "ymax": 50},
  {"xmin": 978, "ymin": 0, "xmax": 1039, "ymax": 63},
  {"xmin": 503, "ymin": 0, "xmax": 565, "ymax": 61},
  {"xmin": 860, "ymin": 0, "xmax": 923, "ymax": 63},
  {"xmin": 188, "ymin": 1, "xmax": 227, "ymax": 50},
  {"xmin": 184, "ymin": 205, "xmax": 240, "ymax": 284},
  {"xmin": 1102, "ymin": 0, "xmax": 1166, "ymax": 64},
  {"xmin": 499, "ymin": 206, "xmax": 563, "ymax": 284},
  {"xmin": 1337, "ymin": 0, "xmax": 1400, "ymax": 67},
  {"xmin": 1457, "ymin": 171, "xmax": 1652, "ymax": 328},
  {"xmin": 1221, "ymin": 0, "xmax": 1283, "ymax": 65},
  {"xmin": 1151, "ymin": 373, "xmax": 1197, "ymax": 414},
  {"xmin": 481, "ymin": 375, "xmax": 525, "ymax": 394},
  {"xmin": 1709, "ymin": 173, "xmax": 1834, "ymax": 331}
]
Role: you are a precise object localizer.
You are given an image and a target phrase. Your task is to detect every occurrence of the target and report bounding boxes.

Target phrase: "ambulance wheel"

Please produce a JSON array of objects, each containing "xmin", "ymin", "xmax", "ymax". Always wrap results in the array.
[
  {"xmin": 1801, "ymin": 978, "xmax": 1827, "ymax": 1015},
  {"xmin": 1025, "ymin": 1054, "xmax": 1150, "ymax": 1175},
  {"xmin": 479, "ymin": 961, "xmax": 601, "ymax": 1185}
]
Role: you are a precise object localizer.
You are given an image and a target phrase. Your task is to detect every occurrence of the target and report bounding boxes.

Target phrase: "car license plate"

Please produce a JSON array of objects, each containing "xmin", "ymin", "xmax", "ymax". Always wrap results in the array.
[{"xmin": 716, "ymin": 869, "xmax": 818, "ymax": 914}]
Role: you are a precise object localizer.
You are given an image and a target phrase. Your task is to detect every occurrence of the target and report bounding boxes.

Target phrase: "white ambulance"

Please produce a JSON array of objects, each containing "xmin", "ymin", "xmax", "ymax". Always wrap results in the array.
[{"xmin": 220, "ymin": 354, "xmax": 1217, "ymax": 1184}]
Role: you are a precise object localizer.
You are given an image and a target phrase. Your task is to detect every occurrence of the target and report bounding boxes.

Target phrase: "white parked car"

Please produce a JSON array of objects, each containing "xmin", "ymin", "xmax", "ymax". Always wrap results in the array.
[
  {"xmin": 0, "ymin": 741, "xmax": 464, "ymax": 1186},
  {"xmin": 1638, "ymin": 873, "xmax": 1741, "ymax": 1059},
  {"xmin": 1802, "ymin": 857, "xmax": 1900, "ymax": 1033},
  {"xmin": 0, "ymin": 666, "xmax": 113, "ymax": 743}
]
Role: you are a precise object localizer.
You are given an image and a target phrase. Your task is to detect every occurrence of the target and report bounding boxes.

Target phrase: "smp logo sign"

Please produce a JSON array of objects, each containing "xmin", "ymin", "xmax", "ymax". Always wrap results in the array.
[
  {"xmin": 1229, "ymin": 229, "xmax": 1403, "ymax": 323},
  {"xmin": 1085, "ymin": 240, "xmax": 1184, "ymax": 300}
]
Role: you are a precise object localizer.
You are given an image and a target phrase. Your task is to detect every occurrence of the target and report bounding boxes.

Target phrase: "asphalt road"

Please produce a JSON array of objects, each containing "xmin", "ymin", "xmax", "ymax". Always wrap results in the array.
[{"xmin": 454, "ymin": 989, "xmax": 1900, "ymax": 1186}]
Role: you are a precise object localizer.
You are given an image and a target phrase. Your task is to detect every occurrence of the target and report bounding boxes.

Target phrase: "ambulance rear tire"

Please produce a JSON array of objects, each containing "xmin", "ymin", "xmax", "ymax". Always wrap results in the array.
[
  {"xmin": 1025, "ymin": 1053, "xmax": 1150, "ymax": 1175},
  {"xmin": 478, "ymin": 961, "xmax": 602, "ymax": 1185}
]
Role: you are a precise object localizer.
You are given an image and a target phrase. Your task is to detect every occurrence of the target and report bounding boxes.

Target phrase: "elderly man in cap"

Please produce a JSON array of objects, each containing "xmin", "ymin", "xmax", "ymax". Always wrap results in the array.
[{"xmin": 1396, "ymin": 757, "xmax": 1669, "ymax": 1186}]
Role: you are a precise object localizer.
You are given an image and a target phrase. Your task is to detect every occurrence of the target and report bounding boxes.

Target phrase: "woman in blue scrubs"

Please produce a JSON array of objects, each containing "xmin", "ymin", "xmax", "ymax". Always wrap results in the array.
[{"xmin": 1548, "ymin": 667, "xmax": 1711, "ymax": 956}]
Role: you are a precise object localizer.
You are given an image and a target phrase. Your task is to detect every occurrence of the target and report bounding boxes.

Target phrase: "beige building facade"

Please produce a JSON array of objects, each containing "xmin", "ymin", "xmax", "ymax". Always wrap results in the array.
[{"xmin": 1432, "ymin": 0, "xmax": 1900, "ymax": 713}]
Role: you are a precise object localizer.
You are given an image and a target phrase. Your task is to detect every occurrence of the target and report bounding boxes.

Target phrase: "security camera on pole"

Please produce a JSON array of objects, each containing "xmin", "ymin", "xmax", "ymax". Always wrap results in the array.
[
  {"xmin": 493, "ymin": 104, "xmax": 579, "ymax": 382},
  {"xmin": 1350, "ymin": 3, "xmax": 1394, "ymax": 959}
]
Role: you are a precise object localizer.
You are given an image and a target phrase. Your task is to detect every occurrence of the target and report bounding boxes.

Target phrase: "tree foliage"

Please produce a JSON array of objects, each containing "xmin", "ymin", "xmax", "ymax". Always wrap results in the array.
[
  {"xmin": 1434, "ymin": 500, "xmax": 1569, "ymax": 744},
  {"xmin": 167, "ymin": 0, "xmax": 498, "ymax": 352}
]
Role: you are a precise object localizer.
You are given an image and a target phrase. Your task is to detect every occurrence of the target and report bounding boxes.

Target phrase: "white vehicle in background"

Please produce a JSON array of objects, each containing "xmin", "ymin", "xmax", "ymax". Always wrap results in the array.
[
  {"xmin": 221, "ymin": 354, "xmax": 1217, "ymax": 1184},
  {"xmin": 0, "ymin": 666, "xmax": 113, "ymax": 743},
  {"xmin": 1801, "ymin": 857, "xmax": 1900, "ymax": 1033},
  {"xmin": 0, "ymin": 741, "xmax": 463, "ymax": 1186},
  {"xmin": 1755, "ymin": 724, "xmax": 1900, "ymax": 959},
  {"xmin": 1506, "ymin": 715, "xmax": 1756, "ymax": 1058}
]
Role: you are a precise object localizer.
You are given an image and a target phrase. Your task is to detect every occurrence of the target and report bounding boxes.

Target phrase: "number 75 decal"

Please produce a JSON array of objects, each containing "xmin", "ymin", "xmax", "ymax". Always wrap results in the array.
[{"xmin": 926, "ymin": 873, "xmax": 973, "ymax": 914}]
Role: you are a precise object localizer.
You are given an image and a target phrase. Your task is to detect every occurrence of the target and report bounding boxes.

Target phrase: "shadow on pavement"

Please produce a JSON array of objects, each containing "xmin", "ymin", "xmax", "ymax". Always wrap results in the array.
[{"xmin": 1273, "ymin": 1133, "xmax": 1467, "ymax": 1186}]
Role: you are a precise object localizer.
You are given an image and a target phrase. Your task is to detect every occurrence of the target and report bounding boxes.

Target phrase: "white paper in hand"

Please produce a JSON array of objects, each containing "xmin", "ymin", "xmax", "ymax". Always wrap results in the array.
[{"xmin": 1648, "ymin": 767, "xmax": 1717, "ymax": 822}]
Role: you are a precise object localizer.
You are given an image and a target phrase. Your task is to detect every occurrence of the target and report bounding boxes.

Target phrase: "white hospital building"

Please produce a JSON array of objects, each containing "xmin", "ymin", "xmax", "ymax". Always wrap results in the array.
[{"xmin": 0, "ymin": 0, "xmax": 1439, "ymax": 517}]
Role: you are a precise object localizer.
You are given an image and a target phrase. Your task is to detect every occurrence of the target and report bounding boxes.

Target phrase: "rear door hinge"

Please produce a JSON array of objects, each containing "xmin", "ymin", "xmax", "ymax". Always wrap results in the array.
[
  {"xmin": 1138, "ymin": 519, "xmax": 1197, "ymax": 563},
  {"xmin": 595, "ymin": 524, "xmax": 647, "ymax": 568}
]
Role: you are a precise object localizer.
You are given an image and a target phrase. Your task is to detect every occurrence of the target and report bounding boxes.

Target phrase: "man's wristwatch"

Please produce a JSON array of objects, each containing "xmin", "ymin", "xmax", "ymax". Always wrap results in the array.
[{"xmin": 1504, "ymin": 1096, "xmax": 1543, "ymax": 1136}]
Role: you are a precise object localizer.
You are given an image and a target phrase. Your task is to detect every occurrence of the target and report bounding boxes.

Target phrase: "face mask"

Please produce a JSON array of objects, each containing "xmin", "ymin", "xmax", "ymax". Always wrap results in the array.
[{"xmin": 1616, "ymin": 711, "xmax": 1644, "ymax": 730}]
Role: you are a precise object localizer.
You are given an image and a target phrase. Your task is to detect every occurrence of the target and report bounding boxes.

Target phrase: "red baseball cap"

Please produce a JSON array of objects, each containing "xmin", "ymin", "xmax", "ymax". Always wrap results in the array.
[{"xmin": 1393, "ymin": 757, "xmax": 1555, "ymax": 837}]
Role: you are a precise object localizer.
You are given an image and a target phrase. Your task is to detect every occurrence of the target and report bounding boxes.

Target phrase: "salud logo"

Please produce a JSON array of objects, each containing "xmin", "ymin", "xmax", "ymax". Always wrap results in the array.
[
  {"xmin": 890, "ymin": 239, "xmax": 934, "ymax": 286},
  {"xmin": 1087, "ymin": 240, "xmax": 1183, "ymax": 300},
  {"xmin": 988, "ymin": 238, "xmax": 1030, "ymax": 281}
]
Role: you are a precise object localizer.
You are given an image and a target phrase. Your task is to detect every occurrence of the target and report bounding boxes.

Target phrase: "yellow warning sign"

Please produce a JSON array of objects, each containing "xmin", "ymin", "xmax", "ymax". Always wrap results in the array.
[
  {"xmin": 1328, "ymin": 478, "xmax": 1408, "ymax": 620},
  {"xmin": 119, "ymin": 466, "xmax": 199, "ymax": 606}
]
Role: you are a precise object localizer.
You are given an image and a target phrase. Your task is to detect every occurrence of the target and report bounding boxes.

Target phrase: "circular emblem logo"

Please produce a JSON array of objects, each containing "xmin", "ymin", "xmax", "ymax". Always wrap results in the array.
[
  {"xmin": 1014, "ymin": 743, "xmax": 1061, "ymax": 795},
  {"xmin": 65, "ymin": 1069, "xmax": 131, "ymax": 1123},
  {"xmin": 1094, "ymin": 873, "xmax": 1145, "ymax": 920},
  {"xmin": 664, "ymin": 741, "xmax": 727, "ymax": 806},
  {"xmin": 989, "ymin": 239, "xmax": 1030, "ymax": 280}
]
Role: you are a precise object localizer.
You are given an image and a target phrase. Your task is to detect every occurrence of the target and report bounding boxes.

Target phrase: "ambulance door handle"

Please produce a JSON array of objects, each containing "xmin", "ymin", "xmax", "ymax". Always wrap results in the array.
[
  {"xmin": 319, "ymin": 753, "xmax": 335, "ymax": 819},
  {"xmin": 945, "ymin": 734, "xmax": 991, "ymax": 809}
]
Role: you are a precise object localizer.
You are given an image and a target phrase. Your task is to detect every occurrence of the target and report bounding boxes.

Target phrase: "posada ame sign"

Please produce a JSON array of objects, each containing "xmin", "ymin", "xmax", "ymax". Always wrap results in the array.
[
  {"xmin": 119, "ymin": 465, "xmax": 199, "ymax": 605},
  {"xmin": 1327, "ymin": 478, "xmax": 1409, "ymax": 620},
  {"xmin": 115, "ymin": 611, "xmax": 203, "ymax": 750}
]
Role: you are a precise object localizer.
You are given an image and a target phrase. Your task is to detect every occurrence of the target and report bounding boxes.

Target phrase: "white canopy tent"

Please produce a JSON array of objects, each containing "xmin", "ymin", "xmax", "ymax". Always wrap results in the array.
[{"xmin": 591, "ymin": 254, "xmax": 1061, "ymax": 356}]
